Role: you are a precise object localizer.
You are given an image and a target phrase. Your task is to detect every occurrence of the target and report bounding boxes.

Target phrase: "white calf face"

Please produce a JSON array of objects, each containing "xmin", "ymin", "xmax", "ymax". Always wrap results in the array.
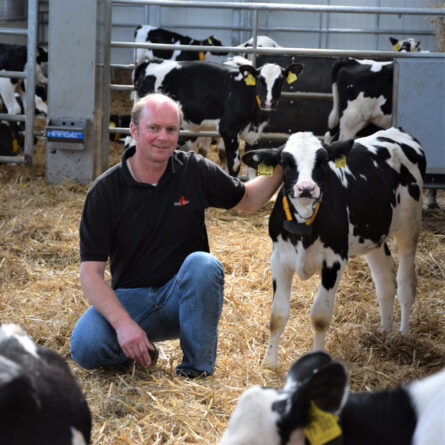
[
  {"xmin": 281, "ymin": 133, "xmax": 326, "ymax": 219},
  {"xmin": 219, "ymin": 386, "xmax": 294, "ymax": 445},
  {"xmin": 256, "ymin": 63, "xmax": 285, "ymax": 110}
]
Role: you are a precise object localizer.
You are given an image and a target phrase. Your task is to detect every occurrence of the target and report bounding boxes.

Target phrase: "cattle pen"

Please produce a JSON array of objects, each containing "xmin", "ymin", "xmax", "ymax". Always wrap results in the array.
[{"xmin": 1, "ymin": 1, "xmax": 445, "ymax": 444}]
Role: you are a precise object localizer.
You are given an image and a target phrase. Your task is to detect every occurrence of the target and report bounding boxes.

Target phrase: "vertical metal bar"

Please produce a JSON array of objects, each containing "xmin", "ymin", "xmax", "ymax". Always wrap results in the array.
[
  {"xmin": 144, "ymin": 4, "xmax": 149, "ymax": 23},
  {"xmin": 156, "ymin": 5, "xmax": 161, "ymax": 27},
  {"xmin": 392, "ymin": 60, "xmax": 399, "ymax": 126},
  {"xmin": 24, "ymin": 0, "xmax": 38, "ymax": 165},
  {"xmin": 325, "ymin": 0, "xmax": 331, "ymax": 49},
  {"xmin": 251, "ymin": 7, "xmax": 258, "ymax": 67},
  {"xmin": 374, "ymin": 0, "xmax": 381, "ymax": 50},
  {"xmin": 102, "ymin": 0, "xmax": 113, "ymax": 174}
]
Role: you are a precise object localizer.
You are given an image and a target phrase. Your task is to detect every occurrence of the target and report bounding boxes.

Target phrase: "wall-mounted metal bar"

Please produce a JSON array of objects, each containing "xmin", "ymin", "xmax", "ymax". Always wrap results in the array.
[
  {"xmin": 111, "ymin": 41, "xmax": 445, "ymax": 59},
  {"xmin": 112, "ymin": 1, "xmax": 443, "ymax": 16}
]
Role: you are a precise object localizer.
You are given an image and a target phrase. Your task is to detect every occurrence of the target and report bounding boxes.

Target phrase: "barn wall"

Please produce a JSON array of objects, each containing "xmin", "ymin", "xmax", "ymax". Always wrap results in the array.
[{"xmin": 111, "ymin": 0, "xmax": 439, "ymax": 65}]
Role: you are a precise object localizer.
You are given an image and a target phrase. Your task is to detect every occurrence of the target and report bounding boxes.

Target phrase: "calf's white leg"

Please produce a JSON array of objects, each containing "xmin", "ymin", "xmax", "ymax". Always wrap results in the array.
[
  {"xmin": 310, "ymin": 259, "xmax": 345, "ymax": 350},
  {"xmin": 394, "ymin": 232, "xmax": 419, "ymax": 335},
  {"xmin": 262, "ymin": 252, "xmax": 294, "ymax": 369},
  {"xmin": 365, "ymin": 244, "xmax": 396, "ymax": 333}
]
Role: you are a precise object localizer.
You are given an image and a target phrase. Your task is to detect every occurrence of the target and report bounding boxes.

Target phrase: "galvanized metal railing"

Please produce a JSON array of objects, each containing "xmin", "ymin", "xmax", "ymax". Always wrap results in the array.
[
  {"xmin": 108, "ymin": 0, "xmax": 445, "ymax": 142},
  {"xmin": 0, "ymin": 0, "xmax": 39, "ymax": 165}
]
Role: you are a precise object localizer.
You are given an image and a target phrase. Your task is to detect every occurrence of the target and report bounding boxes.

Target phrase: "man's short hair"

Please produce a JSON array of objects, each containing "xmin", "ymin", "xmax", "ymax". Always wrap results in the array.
[{"xmin": 131, "ymin": 93, "xmax": 183, "ymax": 128}]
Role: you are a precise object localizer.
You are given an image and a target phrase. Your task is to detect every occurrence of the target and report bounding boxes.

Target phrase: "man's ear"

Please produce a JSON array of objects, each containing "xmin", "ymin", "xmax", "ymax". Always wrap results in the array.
[
  {"xmin": 242, "ymin": 146, "xmax": 283, "ymax": 169},
  {"xmin": 324, "ymin": 139, "xmax": 354, "ymax": 161},
  {"xmin": 129, "ymin": 121, "xmax": 138, "ymax": 139}
]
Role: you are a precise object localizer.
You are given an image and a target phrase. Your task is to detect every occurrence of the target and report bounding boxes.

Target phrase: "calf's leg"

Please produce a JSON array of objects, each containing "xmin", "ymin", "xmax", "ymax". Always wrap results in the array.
[
  {"xmin": 262, "ymin": 252, "xmax": 294, "ymax": 369},
  {"xmin": 310, "ymin": 259, "xmax": 344, "ymax": 350},
  {"xmin": 365, "ymin": 243, "xmax": 396, "ymax": 333}
]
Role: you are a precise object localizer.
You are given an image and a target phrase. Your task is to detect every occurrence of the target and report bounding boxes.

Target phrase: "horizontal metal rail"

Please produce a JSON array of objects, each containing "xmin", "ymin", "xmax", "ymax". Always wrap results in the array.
[
  {"xmin": 0, "ymin": 70, "xmax": 27, "ymax": 79},
  {"xmin": 110, "ymin": 126, "xmax": 296, "ymax": 142},
  {"xmin": 0, "ymin": 113, "xmax": 26, "ymax": 123},
  {"xmin": 0, "ymin": 28, "xmax": 28, "ymax": 36},
  {"xmin": 0, "ymin": 155, "xmax": 26, "ymax": 164},
  {"xmin": 112, "ymin": 41, "xmax": 445, "ymax": 60},
  {"xmin": 112, "ymin": 21, "xmax": 436, "ymax": 37},
  {"xmin": 113, "ymin": 1, "xmax": 445, "ymax": 16}
]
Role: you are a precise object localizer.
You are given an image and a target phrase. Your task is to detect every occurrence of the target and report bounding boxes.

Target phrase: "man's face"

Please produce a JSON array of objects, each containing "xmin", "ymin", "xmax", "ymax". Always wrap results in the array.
[{"xmin": 130, "ymin": 100, "xmax": 180, "ymax": 165}]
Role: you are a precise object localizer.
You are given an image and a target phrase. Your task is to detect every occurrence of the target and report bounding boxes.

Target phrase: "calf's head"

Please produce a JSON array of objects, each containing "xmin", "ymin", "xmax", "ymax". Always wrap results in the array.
[
  {"xmin": 389, "ymin": 37, "xmax": 420, "ymax": 52},
  {"xmin": 238, "ymin": 63, "xmax": 303, "ymax": 111},
  {"xmin": 219, "ymin": 351, "xmax": 348, "ymax": 445},
  {"xmin": 243, "ymin": 132, "xmax": 353, "ymax": 223}
]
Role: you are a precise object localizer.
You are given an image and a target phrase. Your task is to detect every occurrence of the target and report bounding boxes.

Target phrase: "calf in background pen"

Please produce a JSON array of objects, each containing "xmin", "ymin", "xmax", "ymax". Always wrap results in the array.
[
  {"xmin": 134, "ymin": 25, "xmax": 227, "ymax": 63},
  {"xmin": 323, "ymin": 37, "xmax": 438, "ymax": 209},
  {"xmin": 219, "ymin": 351, "xmax": 445, "ymax": 445},
  {"xmin": 0, "ymin": 323, "xmax": 91, "ymax": 445},
  {"xmin": 0, "ymin": 43, "xmax": 48, "ymax": 115},
  {"xmin": 133, "ymin": 58, "xmax": 303, "ymax": 176},
  {"xmin": 242, "ymin": 127, "xmax": 425, "ymax": 368}
]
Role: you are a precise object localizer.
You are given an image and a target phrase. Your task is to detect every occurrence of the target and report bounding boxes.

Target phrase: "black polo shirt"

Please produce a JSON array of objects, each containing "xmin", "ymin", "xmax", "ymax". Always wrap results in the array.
[{"xmin": 80, "ymin": 147, "xmax": 245, "ymax": 289}]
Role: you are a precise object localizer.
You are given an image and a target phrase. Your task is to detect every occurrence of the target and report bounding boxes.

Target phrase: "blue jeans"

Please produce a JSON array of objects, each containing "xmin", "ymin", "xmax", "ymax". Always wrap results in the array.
[{"xmin": 70, "ymin": 252, "xmax": 224, "ymax": 375}]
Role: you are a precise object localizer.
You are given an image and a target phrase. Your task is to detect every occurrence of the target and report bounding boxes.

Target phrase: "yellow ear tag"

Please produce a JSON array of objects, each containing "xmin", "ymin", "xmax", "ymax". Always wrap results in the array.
[
  {"xmin": 304, "ymin": 401, "xmax": 342, "ymax": 445},
  {"xmin": 287, "ymin": 72, "xmax": 297, "ymax": 84},
  {"xmin": 199, "ymin": 52, "xmax": 205, "ymax": 61},
  {"xmin": 12, "ymin": 138, "xmax": 19, "ymax": 153},
  {"xmin": 393, "ymin": 43, "xmax": 400, "ymax": 51},
  {"xmin": 207, "ymin": 38, "xmax": 213, "ymax": 44},
  {"xmin": 334, "ymin": 155, "xmax": 346, "ymax": 168},
  {"xmin": 244, "ymin": 73, "xmax": 256, "ymax": 86},
  {"xmin": 258, "ymin": 162, "xmax": 274, "ymax": 176},
  {"xmin": 109, "ymin": 121, "xmax": 116, "ymax": 128}
]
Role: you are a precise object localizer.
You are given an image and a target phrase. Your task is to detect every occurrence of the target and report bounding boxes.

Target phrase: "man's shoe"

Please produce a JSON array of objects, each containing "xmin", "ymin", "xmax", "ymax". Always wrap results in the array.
[
  {"xmin": 148, "ymin": 343, "xmax": 159, "ymax": 369},
  {"xmin": 175, "ymin": 367, "xmax": 210, "ymax": 379}
]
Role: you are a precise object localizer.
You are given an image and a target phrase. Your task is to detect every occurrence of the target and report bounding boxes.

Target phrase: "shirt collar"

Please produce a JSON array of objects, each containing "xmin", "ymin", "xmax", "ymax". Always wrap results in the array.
[{"xmin": 120, "ymin": 146, "xmax": 184, "ymax": 187}]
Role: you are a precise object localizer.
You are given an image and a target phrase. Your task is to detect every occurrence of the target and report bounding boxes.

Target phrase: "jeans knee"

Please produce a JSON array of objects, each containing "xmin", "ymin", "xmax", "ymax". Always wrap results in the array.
[{"xmin": 184, "ymin": 252, "xmax": 224, "ymax": 285}]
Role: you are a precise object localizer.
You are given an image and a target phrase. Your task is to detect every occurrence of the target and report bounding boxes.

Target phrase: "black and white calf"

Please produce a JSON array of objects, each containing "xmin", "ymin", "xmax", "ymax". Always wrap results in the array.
[
  {"xmin": 0, "ymin": 119, "xmax": 21, "ymax": 157},
  {"xmin": 134, "ymin": 25, "xmax": 227, "ymax": 63},
  {"xmin": 219, "ymin": 351, "xmax": 445, "ymax": 445},
  {"xmin": 242, "ymin": 128, "xmax": 425, "ymax": 367},
  {"xmin": 390, "ymin": 36, "xmax": 421, "ymax": 53},
  {"xmin": 0, "ymin": 43, "xmax": 48, "ymax": 115},
  {"xmin": 0, "ymin": 323, "xmax": 91, "ymax": 445},
  {"xmin": 133, "ymin": 58, "xmax": 303, "ymax": 176},
  {"xmin": 237, "ymin": 35, "xmax": 281, "ymax": 61},
  {"xmin": 324, "ymin": 37, "xmax": 421, "ymax": 143}
]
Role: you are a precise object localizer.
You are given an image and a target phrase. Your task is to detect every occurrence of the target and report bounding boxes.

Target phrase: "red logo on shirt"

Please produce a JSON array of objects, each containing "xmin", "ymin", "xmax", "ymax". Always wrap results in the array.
[{"xmin": 174, "ymin": 195, "xmax": 190, "ymax": 206}]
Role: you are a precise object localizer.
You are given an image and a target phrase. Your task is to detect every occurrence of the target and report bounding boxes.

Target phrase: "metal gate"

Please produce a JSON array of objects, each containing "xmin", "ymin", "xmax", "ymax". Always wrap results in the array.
[
  {"xmin": 0, "ymin": 0, "xmax": 40, "ymax": 165},
  {"xmin": 107, "ymin": 0, "xmax": 445, "ymax": 185}
]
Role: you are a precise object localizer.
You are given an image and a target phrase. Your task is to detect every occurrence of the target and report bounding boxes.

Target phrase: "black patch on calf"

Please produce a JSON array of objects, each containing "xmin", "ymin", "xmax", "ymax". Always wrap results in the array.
[
  {"xmin": 322, "ymin": 261, "xmax": 341, "ymax": 290},
  {"xmin": 341, "ymin": 387, "xmax": 417, "ymax": 445},
  {"xmin": 0, "ymin": 336, "xmax": 91, "ymax": 445}
]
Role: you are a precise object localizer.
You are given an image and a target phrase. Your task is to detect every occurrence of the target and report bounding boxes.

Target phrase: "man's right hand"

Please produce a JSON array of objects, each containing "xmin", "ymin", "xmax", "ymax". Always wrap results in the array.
[{"xmin": 116, "ymin": 319, "xmax": 156, "ymax": 369}]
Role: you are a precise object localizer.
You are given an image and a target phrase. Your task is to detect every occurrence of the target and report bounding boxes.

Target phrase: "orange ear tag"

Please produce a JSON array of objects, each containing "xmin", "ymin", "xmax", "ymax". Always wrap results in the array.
[
  {"xmin": 12, "ymin": 138, "xmax": 19, "ymax": 153},
  {"xmin": 199, "ymin": 52, "xmax": 205, "ymax": 60}
]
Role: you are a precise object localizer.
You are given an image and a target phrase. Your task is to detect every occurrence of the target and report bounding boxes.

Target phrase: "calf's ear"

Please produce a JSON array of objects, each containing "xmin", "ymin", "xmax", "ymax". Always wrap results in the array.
[
  {"xmin": 304, "ymin": 362, "xmax": 348, "ymax": 413},
  {"xmin": 242, "ymin": 147, "xmax": 283, "ymax": 169},
  {"xmin": 284, "ymin": 63, "xmax": 304, "ymax": 84},
  {"xmin": 324, "ymin": 139, "xmax": 354, "ymax": 161}
]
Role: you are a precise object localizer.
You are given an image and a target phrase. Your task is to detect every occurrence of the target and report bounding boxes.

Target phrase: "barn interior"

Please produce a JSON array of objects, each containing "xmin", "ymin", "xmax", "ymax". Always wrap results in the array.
[{"xmin": 1, "ymin": 1, "xmax": 445, "ymax": 443}]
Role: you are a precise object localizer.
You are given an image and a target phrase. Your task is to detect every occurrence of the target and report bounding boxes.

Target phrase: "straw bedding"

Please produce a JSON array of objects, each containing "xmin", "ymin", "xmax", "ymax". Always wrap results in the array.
[{"xmin": 0, "ymin": 84, "xmax": 444, "ymax": 444}]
